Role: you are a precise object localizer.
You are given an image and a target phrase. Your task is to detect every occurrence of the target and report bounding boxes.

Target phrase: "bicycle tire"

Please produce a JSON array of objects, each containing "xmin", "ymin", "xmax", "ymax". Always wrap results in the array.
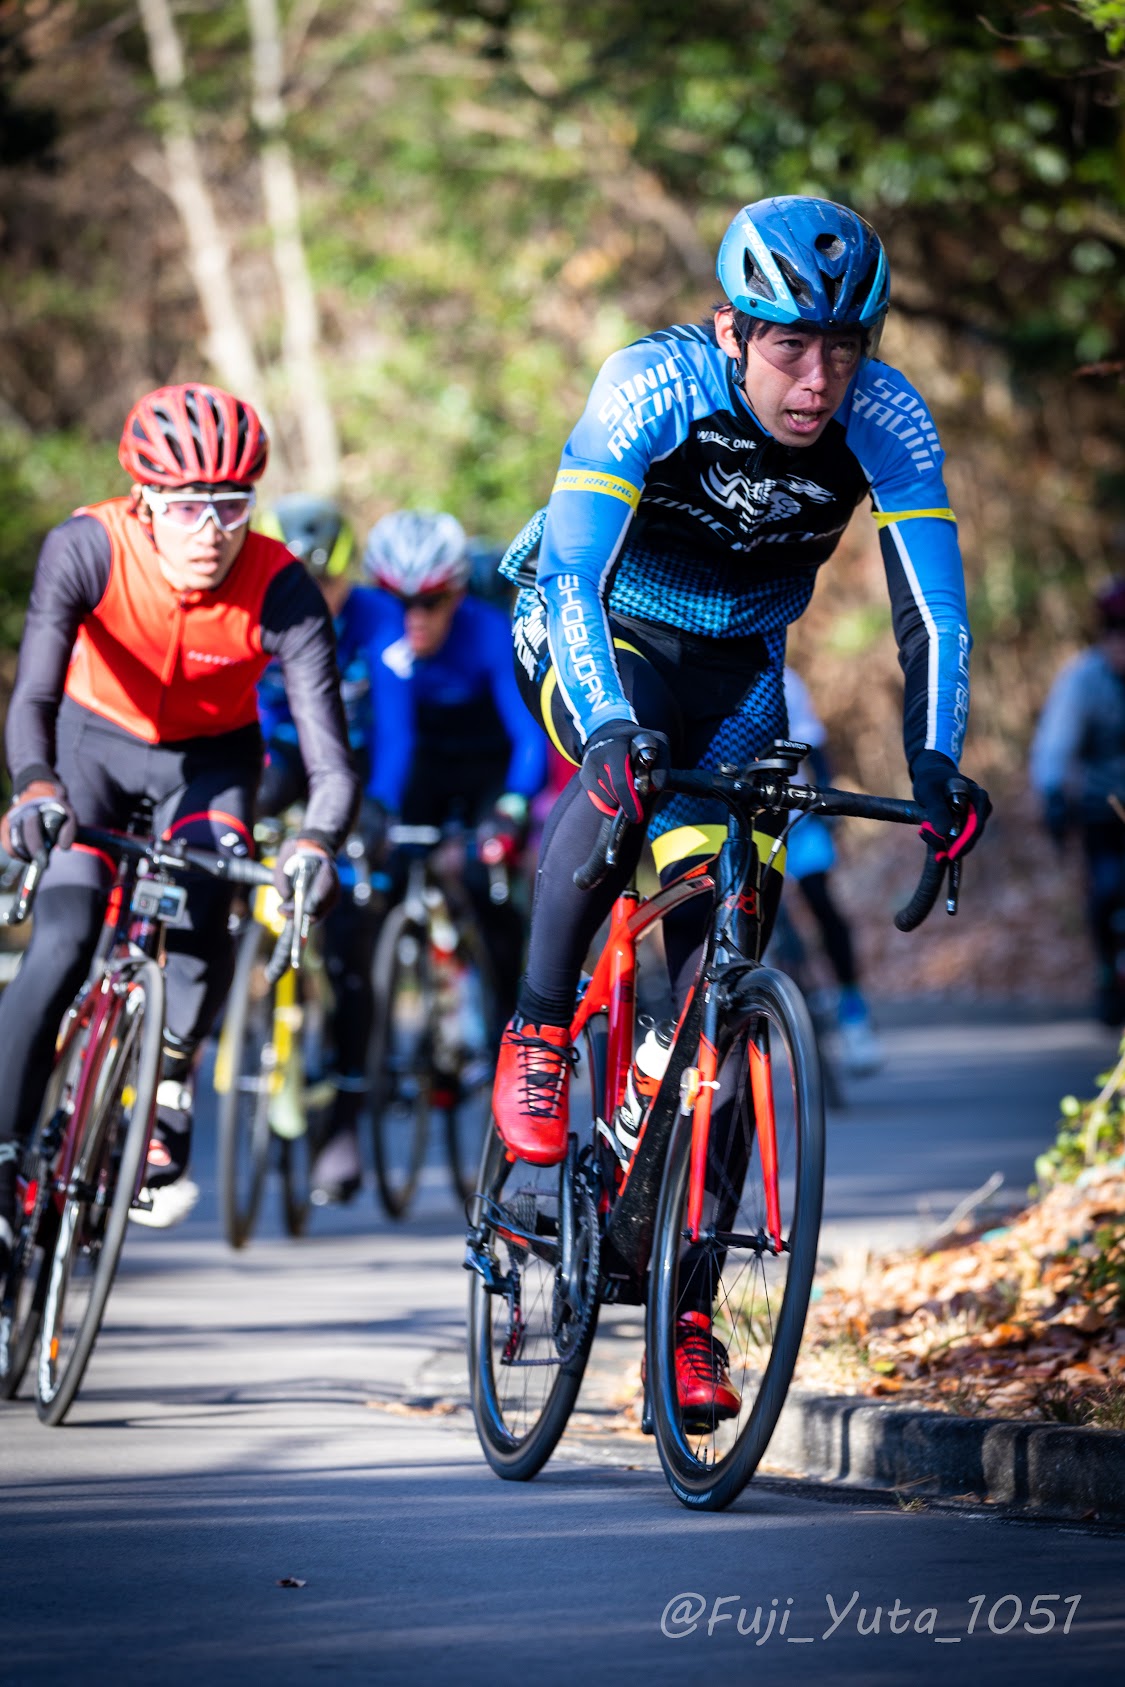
[
  {"xmin": 281, "ymin": 1131, "xmax": 311, "ymax": 1237},
  {"xmin": 215, "ymin": 918, "xmax": 275, "ymax": 1250},
  {"xmin": 369, "ymin": 904, "xmax": 432, "ymax": 1219},
  {"xmin": 467, "ymin": 1030, "xmax": 601, "ymax": 1481},
  {"xmin": 438, "ymin": 913, "xmax": 500, "ymax": 1208},
  {"xmin": 36, "ymin": 960, "xmax": 164, "ymax": 1426},
  {"xmin": 647, "ymin": 965, "xmax": 824, "ymax": 1510},
  {"xmin": 0, "ymin": 1009, "xmax": 85, "ymax": 1398}
]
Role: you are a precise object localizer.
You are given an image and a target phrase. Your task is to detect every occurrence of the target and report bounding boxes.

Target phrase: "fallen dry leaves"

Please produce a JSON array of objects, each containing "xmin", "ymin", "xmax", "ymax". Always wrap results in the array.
[{"xmin": 797, "ymin": 1161, "xmax": 1125, "ymax": 1425}]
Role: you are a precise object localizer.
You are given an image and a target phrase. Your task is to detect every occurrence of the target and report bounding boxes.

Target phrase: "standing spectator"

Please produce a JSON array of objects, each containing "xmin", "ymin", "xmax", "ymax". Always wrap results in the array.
[{"xmin": 1030, "ymin": 577, "xmax": 1125, "ymax": 1025}]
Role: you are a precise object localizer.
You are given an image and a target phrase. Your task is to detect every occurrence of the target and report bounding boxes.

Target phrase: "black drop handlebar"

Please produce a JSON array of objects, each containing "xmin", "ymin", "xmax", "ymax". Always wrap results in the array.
[
  {"xmin": 572, "ymin": 738, "xmax": 968, "ymax": 932},
  {"xmin": 5, "ymin": 810, "xmax": 316, "ymax": 982}
]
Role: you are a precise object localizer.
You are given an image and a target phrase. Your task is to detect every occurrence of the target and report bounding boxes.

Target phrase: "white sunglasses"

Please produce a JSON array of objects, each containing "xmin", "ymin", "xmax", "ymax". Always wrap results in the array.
[{"xmin": 142, "ymin": 487, "xmax": 256, "ymax": 534}]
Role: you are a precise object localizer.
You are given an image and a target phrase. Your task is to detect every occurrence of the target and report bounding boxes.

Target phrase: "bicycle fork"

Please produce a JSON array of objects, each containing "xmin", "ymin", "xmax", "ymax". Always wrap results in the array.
[{"xmin": 680, "ymin": 985, "xmax": 783, "ymax": 1256}]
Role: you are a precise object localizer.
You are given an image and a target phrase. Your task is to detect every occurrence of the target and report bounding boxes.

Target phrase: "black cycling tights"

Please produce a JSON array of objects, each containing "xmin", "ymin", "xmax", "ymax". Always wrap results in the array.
[
  {"xmin": 0, "ymin": 701, "xmax": 258, "ymax": 1158},
  {"xmin": 518, "ymin": 633, "xmax": 757, "ymax": 1027}
]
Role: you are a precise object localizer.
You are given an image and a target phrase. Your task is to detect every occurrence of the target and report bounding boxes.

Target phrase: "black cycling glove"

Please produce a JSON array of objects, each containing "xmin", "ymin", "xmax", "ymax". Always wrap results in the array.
[
  {"xmin": 4, "ymin": 784, "xmax": 78, "ymax": 863},
  {"xmin": 579, "ymin": 720, "xmax": 669, "ymax": 823},
  {"xmin": 273, "ymin": 839, "xmax": 340, "ymax": 920},
  {"xmin": 911, "ymin": 749, "xmax": 991, "ymax": 862}
]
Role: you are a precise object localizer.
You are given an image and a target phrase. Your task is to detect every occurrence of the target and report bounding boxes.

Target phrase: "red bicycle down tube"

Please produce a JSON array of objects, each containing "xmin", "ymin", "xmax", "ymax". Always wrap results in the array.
[
  {"xmin": 570, "ymin": 892, "xmax": 638, "ymax": 1119},
  {"xmin": 748, "ymin": 1031, "xmax": 783, "ymax": 1251},
  {"xmin": 51, "ymin": 985, "xmax": 116, "ymax": 1210}
]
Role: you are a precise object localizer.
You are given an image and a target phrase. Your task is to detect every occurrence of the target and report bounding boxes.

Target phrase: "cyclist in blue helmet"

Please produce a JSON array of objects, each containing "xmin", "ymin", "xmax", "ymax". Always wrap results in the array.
[{"xmin": 492, "ymin": 193, "xmax": 991, "ymax": 1424}]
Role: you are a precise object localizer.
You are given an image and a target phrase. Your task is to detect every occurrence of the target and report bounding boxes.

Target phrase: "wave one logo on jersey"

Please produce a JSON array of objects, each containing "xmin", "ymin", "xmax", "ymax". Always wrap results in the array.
[
  {"xmin": 702, "ymin": 467, "xmax": 835, "ymax": 529},
  {"xmin": 598, "ymin": 359, "xmax": 697, "ymax": 462}
]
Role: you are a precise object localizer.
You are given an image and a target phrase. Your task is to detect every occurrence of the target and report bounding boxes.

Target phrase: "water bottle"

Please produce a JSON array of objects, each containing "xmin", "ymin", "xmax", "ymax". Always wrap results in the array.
[{"xmin": 612, "ymin": 1018, "xmax": 675, "ymax": 1158}]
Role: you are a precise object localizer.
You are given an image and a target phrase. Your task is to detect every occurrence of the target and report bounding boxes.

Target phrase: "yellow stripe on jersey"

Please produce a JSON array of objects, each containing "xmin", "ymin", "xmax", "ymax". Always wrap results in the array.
[
  {"xmin": 651, "ymin": 825, "xmax": 727, "ymax": 874},
  {"xmin": 552, "ymin": 469, "xmax": 643, "ymax": 509},
  {"xmin": 872, "ymin": 507, "xmax": 956, "ymax": 529},
  {"xmin": 650, "ymin": 824, "xmax": 788, "ymax": 876}
]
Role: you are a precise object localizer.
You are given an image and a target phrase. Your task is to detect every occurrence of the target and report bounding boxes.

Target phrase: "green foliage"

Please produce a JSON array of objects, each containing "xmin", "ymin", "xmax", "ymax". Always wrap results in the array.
[
  {"xmin": 0, "ymin": 429, "xmax": 119, "ymax": 650},
  {"xmin": 1075, "ymin": 1, "xmax": 1125, "ymax": 54},
  {"xmin": 1036, "ymin": 1047, "xmax": 1125, "ymax": 1188}
]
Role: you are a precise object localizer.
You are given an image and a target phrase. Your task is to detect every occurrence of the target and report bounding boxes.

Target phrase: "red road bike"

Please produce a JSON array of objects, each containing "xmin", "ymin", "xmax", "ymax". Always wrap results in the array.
[{"xmin": 466, "ymin": 739, "xmax": 963, "ymax": 1509}]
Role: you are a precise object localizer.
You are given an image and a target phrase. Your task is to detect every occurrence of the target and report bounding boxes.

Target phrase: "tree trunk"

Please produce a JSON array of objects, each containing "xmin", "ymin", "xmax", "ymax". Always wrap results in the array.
[
  {"xmin": 247, "ymin": 0, "xmax": 341, "ymax": 493},
  {"xmin": 136, "ymin": 0, "xmax": 270, "ymax": 429}
]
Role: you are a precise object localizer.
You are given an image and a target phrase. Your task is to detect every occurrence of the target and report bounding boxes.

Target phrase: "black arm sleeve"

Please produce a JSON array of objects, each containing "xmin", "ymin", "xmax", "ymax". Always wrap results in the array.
[
  {"xmin": 5, "ymin": 516, "xmax": 112, "ymax": 791},
  {"xmin": 260, "ymin": 562, "xmax": 360, "ymax": 851}
]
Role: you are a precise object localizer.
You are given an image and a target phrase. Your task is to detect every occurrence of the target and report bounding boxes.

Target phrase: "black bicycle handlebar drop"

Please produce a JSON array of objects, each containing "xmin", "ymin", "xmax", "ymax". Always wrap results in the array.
[
  {"xmin": 892, "ymin": 781, "xmax": 970, "ymax": 933},
  {"xmin": 4, "ymin": 802, "xmax": 70, "ymax": 926},
  {"xmin": 573, "ymin": 739, "xmax": 966, "ymax": 932},
  {"xmin": 572, "ymin": 732, "xmax": 664, "ymax": 893},
  {"xmin": 6, "ymin": 818, "xmax": 309, "ymax": 982}
]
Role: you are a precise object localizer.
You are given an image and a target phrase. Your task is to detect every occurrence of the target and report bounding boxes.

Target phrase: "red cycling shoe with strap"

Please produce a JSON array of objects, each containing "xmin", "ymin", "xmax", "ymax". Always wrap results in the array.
[
  {"xmin": 491, "ymin": 1014, "xmax": 573, "ymax": 1166},
  {"xmin": 673, "ymin": 1311, "xmax": 741, "ymax": 1422}
]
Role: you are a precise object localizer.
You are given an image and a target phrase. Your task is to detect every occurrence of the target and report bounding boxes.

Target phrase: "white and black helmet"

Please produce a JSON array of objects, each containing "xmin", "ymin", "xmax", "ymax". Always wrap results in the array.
[{"xmin": 363, "ymin": 510, "xmax": 470, "ymax": 597}]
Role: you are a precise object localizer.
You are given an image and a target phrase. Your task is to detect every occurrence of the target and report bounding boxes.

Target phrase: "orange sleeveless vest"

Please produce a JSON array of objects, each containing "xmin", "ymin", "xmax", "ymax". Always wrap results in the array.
[{"xmin": 65, "ymin": 497, "xmax": 294, "ymax": 744}]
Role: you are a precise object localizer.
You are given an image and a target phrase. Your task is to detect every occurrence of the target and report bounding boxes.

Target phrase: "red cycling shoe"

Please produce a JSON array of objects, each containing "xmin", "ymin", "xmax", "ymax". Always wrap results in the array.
[
  {"xmin": 491, "ymin": 1014, "xmax": 573, "ymax": 1166},
  {"xmin": 673, "ymin": 1311, "xmax": 741, "ymax": 1423}
]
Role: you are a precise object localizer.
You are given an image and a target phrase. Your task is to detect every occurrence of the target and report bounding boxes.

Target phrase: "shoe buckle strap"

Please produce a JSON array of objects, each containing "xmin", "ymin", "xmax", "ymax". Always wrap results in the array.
[{"xmin": 156, "ymin": 1079, "xmax": 192, "ymax": 1113}]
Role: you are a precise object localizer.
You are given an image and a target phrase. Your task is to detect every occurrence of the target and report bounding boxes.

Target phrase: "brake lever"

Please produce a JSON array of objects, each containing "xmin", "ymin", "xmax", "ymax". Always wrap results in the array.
[
  {"xmin": 6, "ymin": 803, "xmax": 70, "ymax": 926},
  {"xmin": 290, "ymin": 859, "xmax": 312, "ymax": 972},
  {"xmin": 945, "ymin": 783, "xmax": 970, "ymax": 916}
]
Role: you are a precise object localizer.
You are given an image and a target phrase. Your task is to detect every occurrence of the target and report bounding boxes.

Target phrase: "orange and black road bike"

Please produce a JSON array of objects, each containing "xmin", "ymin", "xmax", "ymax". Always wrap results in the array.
[{"xmin": 465, "ymin": 737, "xmax": 966, "ymax": 1510}]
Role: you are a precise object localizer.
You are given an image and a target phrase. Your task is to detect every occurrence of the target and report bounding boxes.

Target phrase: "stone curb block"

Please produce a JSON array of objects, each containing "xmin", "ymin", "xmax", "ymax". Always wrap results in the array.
[{"xmin": 765, "ymin": 1393, "xmax": 1125, "ymax": 1522}]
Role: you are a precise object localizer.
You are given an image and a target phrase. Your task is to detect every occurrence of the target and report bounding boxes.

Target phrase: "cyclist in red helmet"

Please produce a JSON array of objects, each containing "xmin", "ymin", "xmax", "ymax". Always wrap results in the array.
[{"xmin": 0, "ymin": 384, "xmax": 357, "ymax": 1265}]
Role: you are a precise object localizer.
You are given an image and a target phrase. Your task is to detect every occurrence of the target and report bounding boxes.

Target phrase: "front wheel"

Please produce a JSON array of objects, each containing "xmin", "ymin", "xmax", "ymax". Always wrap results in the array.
[
  {"xmin": 369, "ymin": 905, "xmax": 432, "ymax": 1219},
  {"xmin": 215, "ymin": 917, "xmax": 275, "ymax": 1250},
  {"xmin": 647, "ymin": 967, "xmax": 824, "ymax": 1510},
  {"xmin": 0, "ymin": 1007, "xmax": 87, "ymax": 1399},
  {"xmin": 36, "ymin": 962, "xmax": 164, "ymax": 1426}
]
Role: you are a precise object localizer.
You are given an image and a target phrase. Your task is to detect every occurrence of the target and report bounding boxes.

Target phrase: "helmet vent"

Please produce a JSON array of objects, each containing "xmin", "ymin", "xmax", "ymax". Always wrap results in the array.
[
  {"xmin": 774, "ymin": 254, "xmax": 813, "ymax": 309},
  {"xmin": 742, "ymin": 250, "xmax": 776, "ymax": 302},
  {"xmin": 815, "ymin": 232, "xmax": 846, "ymax": 262}
]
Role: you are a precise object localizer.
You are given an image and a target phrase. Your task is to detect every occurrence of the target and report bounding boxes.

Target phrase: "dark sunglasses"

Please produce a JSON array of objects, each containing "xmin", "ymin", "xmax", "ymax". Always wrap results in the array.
[{"xmin": 396, "ymin": 589, "xmax": 453, "ymax": 613}]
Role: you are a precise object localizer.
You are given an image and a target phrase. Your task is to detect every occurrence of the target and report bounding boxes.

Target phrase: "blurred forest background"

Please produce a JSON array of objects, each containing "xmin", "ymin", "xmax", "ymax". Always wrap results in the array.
[{"xmin": 1, "ymin": 0, "xmax": 1124, "ymax": 992}]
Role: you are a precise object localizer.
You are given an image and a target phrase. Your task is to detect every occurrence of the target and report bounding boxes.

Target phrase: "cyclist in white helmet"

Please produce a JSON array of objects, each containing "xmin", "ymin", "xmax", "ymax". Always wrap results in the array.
[{"xmin": 362, "ymin": 510, "xmax": 549, "ymax": 1022}]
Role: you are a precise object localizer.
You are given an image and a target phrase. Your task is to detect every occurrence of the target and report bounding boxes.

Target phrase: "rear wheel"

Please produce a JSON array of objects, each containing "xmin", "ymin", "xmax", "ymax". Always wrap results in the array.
[
  {"xmin": 369, "ymin": 904, "xmax": 432, "ymax": 1219},
  {"xmin": 36, "ymin": 962, "xmax": 164, "ymax": 1427},
  {"xmin": 466, "ymin": 1030, "xmax": 601, "ymax": 1481},
  {"xmin": 647, "ymin": 966, "xmax": 824, "ymax": 1510},
  {"xmin": 215, "ymin": 918, "xmax": 276, "ymax": 1249}
]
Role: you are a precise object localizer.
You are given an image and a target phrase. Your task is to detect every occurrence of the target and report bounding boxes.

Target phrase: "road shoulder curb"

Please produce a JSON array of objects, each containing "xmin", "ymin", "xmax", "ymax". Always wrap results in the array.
[{"xmin": 765, "ymin": 1392, "xmax": 1125, "ymax": 1523}]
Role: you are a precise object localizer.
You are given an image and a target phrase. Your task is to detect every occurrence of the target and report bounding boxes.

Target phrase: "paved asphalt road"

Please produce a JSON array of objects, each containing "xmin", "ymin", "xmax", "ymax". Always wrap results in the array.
[{"xmin": 1, "ymin": 1002, "xmax": 1123, "ymax": 1687}]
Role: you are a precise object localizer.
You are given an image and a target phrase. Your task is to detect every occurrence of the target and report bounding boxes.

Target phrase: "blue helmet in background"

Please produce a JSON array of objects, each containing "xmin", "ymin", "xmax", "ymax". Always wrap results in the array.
[{"xmin": 717, "ymin": 196, "xmax": 889, "ymax": 346}]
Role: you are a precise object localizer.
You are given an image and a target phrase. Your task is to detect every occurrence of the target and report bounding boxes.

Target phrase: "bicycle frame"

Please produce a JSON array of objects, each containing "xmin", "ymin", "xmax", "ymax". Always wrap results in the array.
[{"xmin": 573, "ymin": 802, "xmax": 790, "ymax": 1288}]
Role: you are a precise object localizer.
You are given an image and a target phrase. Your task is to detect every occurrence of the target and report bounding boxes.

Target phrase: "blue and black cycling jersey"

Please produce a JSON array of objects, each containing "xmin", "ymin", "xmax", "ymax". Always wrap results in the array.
[{"xmin": 501, "ymin": 319, "xmax": 971, "ymax": 773}]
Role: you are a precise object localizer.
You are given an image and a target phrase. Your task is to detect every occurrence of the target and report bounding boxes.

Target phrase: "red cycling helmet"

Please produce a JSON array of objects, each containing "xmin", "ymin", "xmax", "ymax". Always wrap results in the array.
[{"xmin": 118, "ymin": 383, "xmax": 269, "ymax": 487}]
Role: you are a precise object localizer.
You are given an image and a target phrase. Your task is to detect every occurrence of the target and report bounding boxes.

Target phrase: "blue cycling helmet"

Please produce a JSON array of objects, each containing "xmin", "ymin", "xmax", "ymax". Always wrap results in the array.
[{"xmin": 717, "ymin": 196, "xmax": 889, "ymax": 344}]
